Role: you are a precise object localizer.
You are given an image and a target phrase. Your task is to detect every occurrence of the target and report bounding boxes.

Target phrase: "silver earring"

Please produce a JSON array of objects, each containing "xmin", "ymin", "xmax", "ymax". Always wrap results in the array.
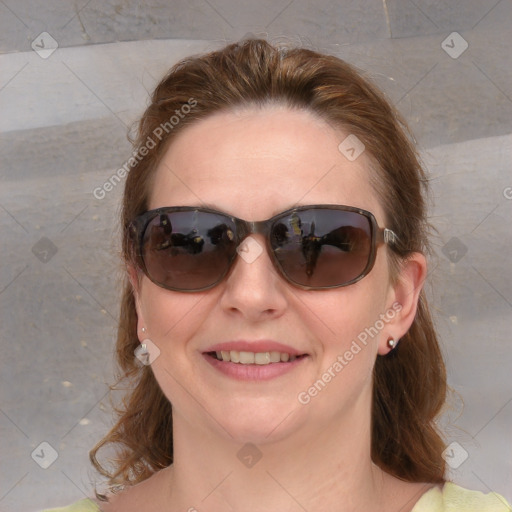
[
  {"xmin": 387, "ymin": 338, "xmax": 396, "ymax": 349},
  {"xmin": 141, "ymin": 327, "xmax": 147, "ymax": 333}
]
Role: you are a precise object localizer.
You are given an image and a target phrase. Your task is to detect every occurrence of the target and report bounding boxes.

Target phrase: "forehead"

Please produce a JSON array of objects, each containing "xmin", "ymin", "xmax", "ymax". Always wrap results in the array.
[{"xmin": 148, "ymin": 106, "xmax": 385, "ymax": 223}]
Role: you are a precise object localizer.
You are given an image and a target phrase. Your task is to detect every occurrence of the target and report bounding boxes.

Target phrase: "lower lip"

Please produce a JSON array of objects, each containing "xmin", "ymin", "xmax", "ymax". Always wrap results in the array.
[{"xmin": 202, "ymin": 353, "xmax": 308, "ymax": 381}]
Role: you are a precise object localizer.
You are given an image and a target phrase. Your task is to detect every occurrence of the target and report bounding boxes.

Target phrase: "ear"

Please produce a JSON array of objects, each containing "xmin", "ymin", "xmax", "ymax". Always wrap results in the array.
[
  {"xmin": 378, "ymin": 252, "xmax": 427, "ymax": 355},
  {"xmin": 127, "ymin": 264, "xmax": 147, "ymax": 342}
]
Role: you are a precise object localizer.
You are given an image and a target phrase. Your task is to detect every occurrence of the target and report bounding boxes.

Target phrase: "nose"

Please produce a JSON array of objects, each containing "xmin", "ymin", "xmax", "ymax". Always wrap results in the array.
[{"xmin": 219, "ymin": 234, "xmax": 288, "ymax": 321}]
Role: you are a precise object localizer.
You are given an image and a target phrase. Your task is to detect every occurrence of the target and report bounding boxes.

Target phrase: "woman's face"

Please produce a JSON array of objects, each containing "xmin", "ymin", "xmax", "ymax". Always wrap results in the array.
[{"xmin": 134, "ymin": 106, "xmax": 404, "ymax": 444}]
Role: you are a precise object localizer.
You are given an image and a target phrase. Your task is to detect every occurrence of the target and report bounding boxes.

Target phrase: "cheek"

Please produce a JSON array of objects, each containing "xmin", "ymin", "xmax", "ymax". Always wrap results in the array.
[
  {"xmin": 138, "ymin": 283, "xmax": 211, "ymax": 401},
  {"xmin": 308, "ymin": 283, "xmax": 388, "ymax": 348},
  {"xmin": 138, "ymin": 280, "xmax": 209, "ymax": 346},
  {"xmin": 297, "ymin": 288, "xmax": 387, "ymax": 413},
  {"xmin": 303, "ymin": 271, "xmax": 390, "ymax": 376}
]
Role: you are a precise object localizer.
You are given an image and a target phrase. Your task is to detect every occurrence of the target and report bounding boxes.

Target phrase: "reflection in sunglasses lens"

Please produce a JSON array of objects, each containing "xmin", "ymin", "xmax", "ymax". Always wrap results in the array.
[
  {"xmin": 138, "ymin": 208, "xmax": 374, "ymax": 291},
  {"xmin": 271, "ymin": 210, "xmax": 371, "ymax": 287},
  {"xmin": 143, "ymin": 212, "xmax": 237, "ymax": 291}
]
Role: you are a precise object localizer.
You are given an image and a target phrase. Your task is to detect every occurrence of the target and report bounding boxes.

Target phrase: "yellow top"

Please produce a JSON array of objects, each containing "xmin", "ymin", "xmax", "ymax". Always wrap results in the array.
[
  {"xmin": 43, "ymin": 499, "xmax": 100, "ymax": 512},
  {"xmin": 43, "ymin": 482, "xmax": 511, "ymax": 511},
  {"xmin": 411, "ymin": 482, "xmax": 511, "ymax": 511}
]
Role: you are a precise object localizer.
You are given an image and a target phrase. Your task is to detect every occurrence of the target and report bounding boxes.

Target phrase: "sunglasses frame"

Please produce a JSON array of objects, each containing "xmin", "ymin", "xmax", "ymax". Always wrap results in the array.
[{"xmin": 128, "ymin": 204, "xmax": 398, "ymax": 292}]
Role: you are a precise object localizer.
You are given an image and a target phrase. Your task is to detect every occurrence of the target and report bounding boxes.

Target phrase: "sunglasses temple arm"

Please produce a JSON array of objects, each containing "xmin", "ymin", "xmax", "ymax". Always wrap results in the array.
[{"xmin": 377, "ymin": 228, "xmax": 399, "ymax": 247}]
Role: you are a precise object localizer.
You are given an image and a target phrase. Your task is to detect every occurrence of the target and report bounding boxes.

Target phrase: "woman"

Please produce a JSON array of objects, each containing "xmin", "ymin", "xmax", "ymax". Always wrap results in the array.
[{"xmin": 45, "ymin": 39, "xmax": 510, "ymax": 512}]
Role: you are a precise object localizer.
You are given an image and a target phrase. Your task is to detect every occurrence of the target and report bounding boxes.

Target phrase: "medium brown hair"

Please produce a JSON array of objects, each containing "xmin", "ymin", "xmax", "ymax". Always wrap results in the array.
[{"xmin": 90, "ymin": 38, "xmax": 447, "ymax": 498}]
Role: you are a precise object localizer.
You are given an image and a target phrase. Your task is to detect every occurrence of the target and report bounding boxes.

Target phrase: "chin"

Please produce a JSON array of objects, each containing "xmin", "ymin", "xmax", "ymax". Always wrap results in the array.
[{"xmin": 211, "ymin": 400, "xmax": 308, "ymax": 445}]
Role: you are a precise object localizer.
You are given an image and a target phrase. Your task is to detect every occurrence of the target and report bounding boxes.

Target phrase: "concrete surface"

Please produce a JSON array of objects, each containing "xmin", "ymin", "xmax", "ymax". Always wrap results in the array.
[{"xmin": 0, "ymin": 1, "xmax": 511, "ymax": 511}]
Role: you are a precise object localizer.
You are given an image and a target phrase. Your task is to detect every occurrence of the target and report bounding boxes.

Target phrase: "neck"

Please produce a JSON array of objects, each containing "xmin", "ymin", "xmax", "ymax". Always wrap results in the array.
[{"xmin": 165, "ymin": 403, "xmax": 386, "ymax": 511}]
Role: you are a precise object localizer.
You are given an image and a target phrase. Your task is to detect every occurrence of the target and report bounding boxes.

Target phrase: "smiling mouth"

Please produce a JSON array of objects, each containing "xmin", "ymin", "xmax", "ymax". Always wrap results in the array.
[{"xmin": 205, "ymin": 350, "xmax": 308, "ymax": 365}]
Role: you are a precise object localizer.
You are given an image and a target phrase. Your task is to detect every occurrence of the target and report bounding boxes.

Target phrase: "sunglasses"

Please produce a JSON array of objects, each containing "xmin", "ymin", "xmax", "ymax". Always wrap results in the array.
[{"xmin": 128, "ymin": 205, "xmax": 398, "ymax": 292}]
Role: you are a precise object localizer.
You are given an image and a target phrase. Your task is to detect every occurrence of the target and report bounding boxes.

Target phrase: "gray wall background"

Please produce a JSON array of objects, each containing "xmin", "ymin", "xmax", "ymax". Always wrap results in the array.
[{"xmin": 0, "ymin": 1, "xmax": 511, "ymax": 511}]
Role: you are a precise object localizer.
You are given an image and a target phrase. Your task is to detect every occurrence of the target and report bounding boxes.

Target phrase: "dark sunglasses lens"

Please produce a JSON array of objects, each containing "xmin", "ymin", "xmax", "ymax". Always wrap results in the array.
[
  {"xmin": 270, "ymin": 209, "xmax": 372, "ymax": 287},
  {"xmin": 141, "ymin": 211, "xmax": 237, "ymax": 291}
]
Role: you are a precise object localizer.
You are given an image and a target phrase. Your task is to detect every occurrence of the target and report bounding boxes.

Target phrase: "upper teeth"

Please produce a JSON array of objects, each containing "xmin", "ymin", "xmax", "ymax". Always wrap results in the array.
[{"xmin": 215, "ymin": 350, "xmax": 297, "ymax": 364}]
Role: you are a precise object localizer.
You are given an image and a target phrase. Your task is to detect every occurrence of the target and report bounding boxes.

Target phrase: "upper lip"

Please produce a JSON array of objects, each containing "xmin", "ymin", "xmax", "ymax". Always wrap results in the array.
[{"xmin": 204, "ymin": 340, "xmax": 307, "ymax": 356}]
